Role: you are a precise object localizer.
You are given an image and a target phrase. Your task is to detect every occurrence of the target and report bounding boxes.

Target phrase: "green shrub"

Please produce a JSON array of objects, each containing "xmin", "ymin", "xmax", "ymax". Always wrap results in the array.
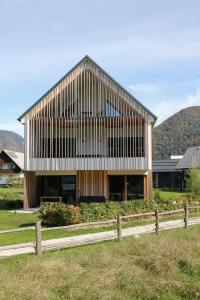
[
  {"xmin": 40, "ymin": 203, "xmax": 80, "ymax": 226},
  {"xmin": 40, "ymin": 198, "xmax": 187, "ymax": 226},
  {"xmin": 7, "ymin": 175, "xmax": 23, "ymax": 188},
  {"xmin": 80, "ymin": 201, "xmax": 123, "ymax": 222},
  {"xmin": 186, "ymin": 168, "xmax": 200, "ymax": 196},
  {"xmin": 154, "ymin": 189, "xmax": 161, "ymax": 201}
]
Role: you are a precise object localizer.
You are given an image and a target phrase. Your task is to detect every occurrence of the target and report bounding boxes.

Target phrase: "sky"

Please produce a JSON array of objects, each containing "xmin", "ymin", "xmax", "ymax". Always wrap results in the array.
[{"xmin": 0, "ymin": 0, "xmax": 200, "ymax": 136}]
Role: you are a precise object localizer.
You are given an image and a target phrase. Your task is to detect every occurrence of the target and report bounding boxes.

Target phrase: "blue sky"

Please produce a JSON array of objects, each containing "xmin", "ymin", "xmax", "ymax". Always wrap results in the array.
[{"xmin": 0, "ymin": 0, "xmax": 200, "ymax": 136}]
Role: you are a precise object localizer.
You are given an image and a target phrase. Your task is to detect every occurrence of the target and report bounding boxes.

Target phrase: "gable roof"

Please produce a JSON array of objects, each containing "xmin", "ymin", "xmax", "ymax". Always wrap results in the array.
[
  {"xmin": 153, "ymin": 159, "xmax": 181, "ymax": 172},
  {"xmin": 18, "ymin": 55, "xmax": 157, "ymax": 122},
  {"xmin": 176, "ymin": 146, "xmax": 200, "ymax": 169},
  {"xmin": 1, "ymin": 150, "xmax": 24, "ymax": 170}
]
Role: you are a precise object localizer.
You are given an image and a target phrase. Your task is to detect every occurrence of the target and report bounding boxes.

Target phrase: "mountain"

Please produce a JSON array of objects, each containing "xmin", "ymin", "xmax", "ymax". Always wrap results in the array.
[
  {"xmin": 153, "ymin": 106, "xmax": 200, "ymax": 159},
  {"xmin": 0, "ymin": 130, "xmax": 24, "ymax": 152}
]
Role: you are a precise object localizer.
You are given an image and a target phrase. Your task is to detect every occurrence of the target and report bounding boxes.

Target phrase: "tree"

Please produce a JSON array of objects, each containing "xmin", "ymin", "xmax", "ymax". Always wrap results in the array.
[
  {"xmin": 186, "ymin": 168, "xmax": 200, "ymax": 196},
  {"xmin": 7, "ymin": 175, "xmax": 23, "ymax": 188}
]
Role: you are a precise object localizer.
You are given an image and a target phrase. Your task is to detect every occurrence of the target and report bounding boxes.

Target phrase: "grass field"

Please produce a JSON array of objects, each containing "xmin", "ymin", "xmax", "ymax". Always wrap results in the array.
[
  {"xmin": 0, "ymin": 210, "xmax": 186, "ymax": 247},
  {"xmin": 0, "ymin": 187, "xmax": 194, "ymax": 247},
  {"xmin": 1, "ymin": 226, "xmax": 200, "ymax": 299}
]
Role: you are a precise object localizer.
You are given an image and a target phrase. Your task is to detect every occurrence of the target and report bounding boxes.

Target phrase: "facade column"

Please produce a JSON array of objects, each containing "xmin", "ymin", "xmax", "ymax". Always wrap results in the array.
[
  {"xmin": 146, "ymin": 120, "xmax": 153, "ymax": 200},
  {"xmin": 104, "ymin": 171, "xmax": 108, "ymax": 200},
  {"xmin": 24, "ymin": 171, "xmax": 38, "ymax": 209},
  {"xmin": 146, "ymin": 171, "xmax": 153, "ymax": 200},
  {"xmin": 144, "ymin": 175, "xmax": 147, "ymax": 199}
]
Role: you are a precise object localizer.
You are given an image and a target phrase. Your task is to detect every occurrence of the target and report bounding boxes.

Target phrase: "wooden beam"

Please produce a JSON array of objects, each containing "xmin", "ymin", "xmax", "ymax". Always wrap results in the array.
[{"xmin": 24, "ymin": 171, "xmax": 38, "ymax": 208}]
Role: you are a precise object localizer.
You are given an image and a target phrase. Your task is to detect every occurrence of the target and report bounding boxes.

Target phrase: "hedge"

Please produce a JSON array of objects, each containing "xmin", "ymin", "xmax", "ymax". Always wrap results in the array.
[
  {"xmin": 39, "ymin": 198, "xmax": 188, "ymax": 226},
  {"xmin": 0, "ymin": 188, "xmax": 23, "ymax": 209}
]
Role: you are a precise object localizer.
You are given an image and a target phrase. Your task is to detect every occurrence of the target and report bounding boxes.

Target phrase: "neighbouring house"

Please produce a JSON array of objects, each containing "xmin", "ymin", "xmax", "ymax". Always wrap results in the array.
[
  {"xmin": 153, "ymin": 156, "xmax": 184, "ymax": 190},
  {"xmin": 18, "ymin": 56, "xmax": 157, "ymax": 208},
  {"xmin": 0, "ymin": 150, "xmax": 24, "ymax": 185},
  {"xmin": 153, "ymin": 146, "xmax": 200, "ymax": 190},
  {"xmin": 177, "ymin": 146, "xmax": 200, "ymax": 173}
]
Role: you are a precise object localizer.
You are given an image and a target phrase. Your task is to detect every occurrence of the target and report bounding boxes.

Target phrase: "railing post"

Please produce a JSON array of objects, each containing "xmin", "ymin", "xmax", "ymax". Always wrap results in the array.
[
  {"xmin": 184, "ymin": 201, "xmax": 188, "ymax": 229},
  {"xmin": 35, "ymin": 220, "xmax": 42, "ymax": 255},
  {"xmin": 155, "ymin": 209, "xmax": 159, "ymax": 234},
  {"xmin": 117, "ymin": 216, "xmax": 122, "ymax": 241}
]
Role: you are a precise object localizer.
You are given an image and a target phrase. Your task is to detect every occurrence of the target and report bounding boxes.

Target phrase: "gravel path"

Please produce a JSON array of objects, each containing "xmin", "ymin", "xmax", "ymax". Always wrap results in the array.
[{"xmin": 1, "ymin": 217, "xmax": 200, "ymax": 258}]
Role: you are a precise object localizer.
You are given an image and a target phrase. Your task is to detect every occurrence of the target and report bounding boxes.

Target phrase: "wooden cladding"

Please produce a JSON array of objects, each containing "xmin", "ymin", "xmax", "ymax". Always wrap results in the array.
[
  {"xmin": 77, "ymin": 171, "xmax": 107, "ymax": 198},
  {"xmin": 26, "ymin": 59, "xmax": 147, "ymax": 120},
  {"xmin": 24, "ymin": 58, "xmax": 151, "ymax": 171},
  {"xmin": 24, "ymin": 171, "xmax": 38, "ymax": 208}
]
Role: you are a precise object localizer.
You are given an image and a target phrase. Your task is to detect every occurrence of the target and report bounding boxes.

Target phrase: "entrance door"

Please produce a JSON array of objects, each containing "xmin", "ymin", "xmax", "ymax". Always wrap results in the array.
[
  {"xmin": 109, "ymin": 176, "xmax": 124, "ymax": 201},
  {"xmin": 127, "ymin": 175, "xmax": 144, "ymax": 199}
]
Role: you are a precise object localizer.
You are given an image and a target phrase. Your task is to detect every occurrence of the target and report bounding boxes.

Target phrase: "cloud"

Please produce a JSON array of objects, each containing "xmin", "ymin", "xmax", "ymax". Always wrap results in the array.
[{"xmin": 154, "ymin": 87, "xmax": 200, "ymax": 125}]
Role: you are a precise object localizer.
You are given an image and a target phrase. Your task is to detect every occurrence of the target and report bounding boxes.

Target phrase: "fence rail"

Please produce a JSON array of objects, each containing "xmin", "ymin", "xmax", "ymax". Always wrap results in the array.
[
  {"xmin": 1, "ymin": 202, "xmax": 200, "ymax": 256},
  {"xmin": 0, "ymin": 226, "xmax": 34, "ymax": 234},
  {"xmin": 42, "ymin": 219, "xmax": 117, "ymax": 232}
]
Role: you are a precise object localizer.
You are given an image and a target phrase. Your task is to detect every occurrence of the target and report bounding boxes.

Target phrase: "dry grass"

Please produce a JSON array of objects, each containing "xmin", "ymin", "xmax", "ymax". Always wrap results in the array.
[{"xmin": 1, "ymin": 226, "xmax": 200, "ymax": 299}]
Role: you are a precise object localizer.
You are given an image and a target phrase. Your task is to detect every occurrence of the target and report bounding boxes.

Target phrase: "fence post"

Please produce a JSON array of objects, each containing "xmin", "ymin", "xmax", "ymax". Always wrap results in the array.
[
  {"xmin": 117, "ymin": 216, "xmax": 122, "ymax": 241},
  {"xmin": 155, "ymin": 209, "xmax": 159, "ymax": 234},
  {"xmin": 35, "ymin": 220, "xmax": 42, "ymax": 255},
  {"xmin": 184, "ymin": 201, "xmax": 188, "ymax": 229}
]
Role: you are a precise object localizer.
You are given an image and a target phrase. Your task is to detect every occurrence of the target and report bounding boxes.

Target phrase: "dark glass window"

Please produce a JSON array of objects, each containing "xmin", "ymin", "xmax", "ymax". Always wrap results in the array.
[
  {"xmin": 108, "ymin": 137, "xmax": 144, "ymax": 157},
  {"xmin": 127, "ymin": 175, "xmax": 144, "ymax": 199}
]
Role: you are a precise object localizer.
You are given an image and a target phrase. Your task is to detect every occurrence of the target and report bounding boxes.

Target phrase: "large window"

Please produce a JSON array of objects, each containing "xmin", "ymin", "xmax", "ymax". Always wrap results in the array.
[
  {"xmin": 109, "ymin": 176, "xmax": 124, "ymax": 201},
  {"xmin": 0, "ymin": 163, "xmax": 16, "ymax": 170},
  {"xmin": 127, "ymin": 175, "xmax": 144, "ymax": 199},
  {"xmin": 108, "ymin": 137, "xmax": 144, "ymax": 157},
  {"xmin": 39, "ymin": 175, "xmax": 76, "ymax": 204},
  {"xmin": 109, "ymin": 175, "xmax": 144, "ymax": 200},
  {"xmin": 35, "ymin": 138, "xmax": 76, "ymax": 158}
]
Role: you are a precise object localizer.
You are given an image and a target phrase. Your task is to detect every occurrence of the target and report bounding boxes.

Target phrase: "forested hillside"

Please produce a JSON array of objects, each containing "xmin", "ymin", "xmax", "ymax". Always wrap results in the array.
[
  {"xmin": 0, "ymin": 130, "xmax": 24, "ymax": 152},
  {"xmin": 153, "ymin": 106, "xmax": 200, "ymax": 159}
]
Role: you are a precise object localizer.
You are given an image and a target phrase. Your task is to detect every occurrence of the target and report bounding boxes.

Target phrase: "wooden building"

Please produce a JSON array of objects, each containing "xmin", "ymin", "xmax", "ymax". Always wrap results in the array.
[
  {"xmin": 0, "ymin": 150, "xmax": 24, "ymax": 185},
  {"xmin": 153, "ymin": 157, "xmax": 184, "ymax": 190},
  {"xmin": 18, "ymin": 56, "xmax": 156, "ymax": 208}
]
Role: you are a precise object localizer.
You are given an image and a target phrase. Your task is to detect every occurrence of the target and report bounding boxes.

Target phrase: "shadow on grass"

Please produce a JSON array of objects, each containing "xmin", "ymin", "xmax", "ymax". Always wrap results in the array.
[
  {"xmin": 19, "ymin": 222, "xmax": 36, "ymax": 228},
  {"xmin": 0, "ymin": 200, "xmax": 23, "ymax": 210}
]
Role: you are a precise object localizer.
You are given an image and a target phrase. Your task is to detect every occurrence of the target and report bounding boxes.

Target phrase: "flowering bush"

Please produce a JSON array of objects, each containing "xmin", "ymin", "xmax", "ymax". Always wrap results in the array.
[{"xmin": 40, "ymin": 202, "xmax": 80, "ymax": 226}]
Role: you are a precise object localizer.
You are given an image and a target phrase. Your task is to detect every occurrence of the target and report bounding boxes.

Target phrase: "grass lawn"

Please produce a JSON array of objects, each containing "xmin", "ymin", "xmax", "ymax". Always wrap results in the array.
[
  {"xmin": 153, "ymin": 189, "xmax": 187, "ymax": 200},
  {"xmin": 0, "ymin": 210, "xmax": 39, "ymax": 230},
  {"xmin": 1, "ymin": 210, "xmax": 200, "ymax": 247},
  {"xmin": 0, "ymin": 186, "xmax": 23, "ymax": 201},
  {"xmin": 1, "ymin": 226, "xmax": 200, "ymax": 299}
]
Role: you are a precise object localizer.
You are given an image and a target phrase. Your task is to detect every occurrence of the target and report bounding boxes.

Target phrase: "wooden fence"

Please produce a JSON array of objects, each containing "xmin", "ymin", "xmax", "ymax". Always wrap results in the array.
[{"xmin": 1, "ymin": 201, "xmax": 200, "ymax": 256}]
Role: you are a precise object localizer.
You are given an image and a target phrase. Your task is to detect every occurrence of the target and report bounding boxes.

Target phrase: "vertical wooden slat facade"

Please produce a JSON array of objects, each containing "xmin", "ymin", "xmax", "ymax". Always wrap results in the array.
[
  {"xmin": 19, "ymin": 56, "xmax": 156, "ymax": 207},
  {"xmin": 24, "ymin": 171, "xmax": 38, "ymax": 209}
]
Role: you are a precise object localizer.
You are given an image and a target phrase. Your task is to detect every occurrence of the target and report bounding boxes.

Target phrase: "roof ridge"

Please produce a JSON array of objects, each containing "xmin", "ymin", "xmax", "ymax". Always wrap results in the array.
[{"xmin": 18, "ymin": 55, "xmax": 157, "ymax": 122}]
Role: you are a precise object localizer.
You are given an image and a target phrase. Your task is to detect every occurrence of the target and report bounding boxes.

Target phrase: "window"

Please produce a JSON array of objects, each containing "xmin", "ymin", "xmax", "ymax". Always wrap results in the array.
[
  {"xmin": 0, "ymin": 163, "xmax": 16, "ymax": 170},
  {"xmin": 106, "ymin": 101, "xmax": 121, "ymax": 117},
  {"xmin": 108, "ymin": 137, "xmax": 144, "ymax": 157},
  {"xmin": 35, "ymin": 138, "xmax": 76, "ymax": 158}
]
